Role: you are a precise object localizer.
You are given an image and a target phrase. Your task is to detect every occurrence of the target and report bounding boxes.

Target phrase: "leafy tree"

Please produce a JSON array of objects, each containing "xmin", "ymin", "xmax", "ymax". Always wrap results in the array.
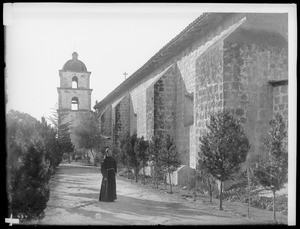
[
  {"xmin": 199, "ymin": 111, "xmax": 250, "ymax": 210},
  {"xmin": 118, "ymin": 132, "xmax": 131, "ymax": 174},
  {"xmin": 118, "ymin": 132, "xmax": 148, "ymax": 182},
  {"xmin": 149, "ymin": 133, "xmax": 164, "ymax": 189},
  {"xmin": 35, "ymin": 115, "xmax": 73, "ymax": 171},
  {"xmin": 10, "ymin": 143, "xmax": 50, "ymax": 220},
  {"xmin": 241, "ymin": 154, "xmax": 261, "ymax": 219},
  {"xmin": 134, "ymin": 136, "xmax": 150, "ymax": 184},
  {"xmin": 74, "ymin": 112, "xmax": 103, "ymax": 163},
  {"xmin": 36, "ymin": 117, "xmax": 62, "ymax": 171},
  {"xmin": 196, "ymin": 161, "xmax": 216, "ymax": 204},
  {"xmin": 246, "ymin": 167, "xmax": 252, "ymax": 219},
  {"xmin": 124, "ymin": 132, "xmax": 139, "ymax": 181},
  {"xmin": 253, "ymin": 114, "xmax": 288, "ymax": 222},
  {"xmin": 6, "ymin": 110, "xmax": 40, "ymax": 152},
  {"xmin": 160, "ymin": 134, "xmax": 181, "ymax": 193},
  {"xmin": 6, "ymin": 110, "xmax": 56, "ymax": 220},
  {"xmin": 48, "ymin": 110, "xmax": 74, "ymax": 163},
  {"xmin": 57, "ymin": 131, "xmax": 74, "ymax": 164},
  {"xmin": 6, "ymin": 110, "xmax": 39, "ymax": 172}
]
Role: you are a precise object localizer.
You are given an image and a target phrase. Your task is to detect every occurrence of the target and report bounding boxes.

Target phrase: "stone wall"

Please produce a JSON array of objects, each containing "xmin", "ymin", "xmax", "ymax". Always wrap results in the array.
[
  {"xmin": 99, "ymin": 105, "xmax": 112, "ymax": 136},
  {"xmin": 174, "ymin": 65, "xmax": 193, "ymax": 166},
  {"xmin": 111, "ymin": 94, "xmax": 131, "ymax": 145},
  {"xmin": 153, "ymin": 67, "xmax": 177, "ymax": 138},
  {"xmin": 58, "ymin": 110, "xmax": 92, "ymax": 149},
  {"xmin": 58, "ymin": 68, "xmax": 93, "ymax": 150},
  {"xmin": 194, "ymin": 40, "xmax": 225, "ymax": 160},
  {"xmin": 131, "ymin": 65, "xmax": 174, "ymax": 138},
  {"xmin": 174, "ymin": 15, "xmax": 246, "ymax": 168},
  {"xmin": 223, "ymin": 28, "xmax": 288, "ymax": 160},
  {"xmin": 119, "ymin": 94, "xmax": 130, "ymax": 136},
  {"xmin": 59, "ymin": 71, "xmax": 91, "ymax": 89},
  {"xmin": 273, "ymin": 84, "xmax": 288, "ymax": 123},
  {"xmin": 143, "ymin": 65, "xmax": 175, "ymax": 140},
  {"xmin": 273, "ymin": 82, "xmax": 288, "ymax": 149},
  {"xmin": 166, "ymin": 165, "xmax": 196, "ymax": 186},
  {"xmin": 146, "ymin": 81, "xmax": 155, "ymax": 140},
  {"xmin": 58, "ymin": 89, "xmax": 92, "ymax": 111},
  {"xmin": 113, "ymin": 103, "xmax": 121, "ymax": 145},
  {"xmin": 129, "ymin": 95, "xmax": 137, "ymax": 135}
]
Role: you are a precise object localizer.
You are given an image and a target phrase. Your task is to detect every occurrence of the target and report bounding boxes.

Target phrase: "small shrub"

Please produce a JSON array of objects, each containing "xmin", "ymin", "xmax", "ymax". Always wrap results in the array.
[
  {"xmin": 223, "ymin": 184, "xmax": 288, "ymax": 215},
  {"xmin": 9, "ymin": 143, "xmax": 50, "ymax": 220},
  {"xmin": 118, "ymin": 168, "xmax": 134, "ymax": 179}
]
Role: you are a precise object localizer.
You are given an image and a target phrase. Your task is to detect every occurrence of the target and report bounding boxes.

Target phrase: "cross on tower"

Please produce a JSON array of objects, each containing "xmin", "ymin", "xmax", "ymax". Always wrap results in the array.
[{"xmin": 123, "ymin": 72, "xmax": 128, "ymax": 80}]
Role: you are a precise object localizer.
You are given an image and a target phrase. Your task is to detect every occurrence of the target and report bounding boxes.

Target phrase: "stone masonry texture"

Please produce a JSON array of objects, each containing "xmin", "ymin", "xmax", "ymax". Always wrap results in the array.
[
  {"xmin": 273, "ymin": 83, "xmax": 288, "ymax": 149},
  {"xmin": 94, "ymin": 13, "xmax": 288, "ymax": 186},
  {"xmin": 58, "ymin": 58, "xmax": 92, "ymax": 150},
  {"xmin": 223, "ymin": 27, "xmax": 288, "ymax": 160},
  {"xmin": 99, "ymin": 105, "xmax": 112, "ymax": 137}
]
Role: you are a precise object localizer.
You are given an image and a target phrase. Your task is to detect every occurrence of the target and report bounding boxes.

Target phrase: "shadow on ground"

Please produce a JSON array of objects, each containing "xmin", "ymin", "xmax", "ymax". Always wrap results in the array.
[
  {"xmin": 62, "ymin": 192, "xmax": 242, "ymax": 225},
  {"xmin": 34, "ymin": 164, "xmax": 283, "ymax": 225}
]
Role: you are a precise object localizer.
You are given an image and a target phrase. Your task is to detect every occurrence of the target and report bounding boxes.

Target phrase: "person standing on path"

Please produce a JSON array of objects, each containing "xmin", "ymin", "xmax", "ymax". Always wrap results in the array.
[{"xmin": 99, "ymin": 148, "xmax": 117, "ymax": 202}]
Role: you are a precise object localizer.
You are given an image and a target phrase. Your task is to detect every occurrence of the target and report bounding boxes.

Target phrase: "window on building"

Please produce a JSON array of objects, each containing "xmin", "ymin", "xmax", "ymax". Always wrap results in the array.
[
  {"xmin": 71, "ymin": 97, "xmax": 79, "ymax": 110},
  {"xmin": 72, "ymin": 76, "xmax": 78, "ymax": 89}
]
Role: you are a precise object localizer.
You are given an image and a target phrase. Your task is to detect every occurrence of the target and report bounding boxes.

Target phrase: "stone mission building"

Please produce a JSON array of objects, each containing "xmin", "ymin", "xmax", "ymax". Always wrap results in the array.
[
  {"xmin": 57, "ymin": 52, "xmax": 93, "ymax": 149},
  {"xmin": 94, "ymin": 13, "xmax": 288, "ymax": 186}
]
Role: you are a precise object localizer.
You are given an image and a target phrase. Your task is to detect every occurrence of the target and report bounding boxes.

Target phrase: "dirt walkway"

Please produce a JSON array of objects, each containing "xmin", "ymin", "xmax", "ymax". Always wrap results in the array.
[{"xmin": 26, "ymin": 164, "xmax": 286, "ymax": 225}]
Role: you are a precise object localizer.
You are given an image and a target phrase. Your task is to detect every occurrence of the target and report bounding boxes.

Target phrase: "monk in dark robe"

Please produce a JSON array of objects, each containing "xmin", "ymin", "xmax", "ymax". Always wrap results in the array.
[{"xmin": 99, "ymin": 148, "xmax": 117, "ymax": 202}]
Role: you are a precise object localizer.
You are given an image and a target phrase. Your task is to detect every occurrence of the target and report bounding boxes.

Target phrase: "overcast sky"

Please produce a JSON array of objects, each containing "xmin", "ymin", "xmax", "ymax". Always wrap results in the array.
[
  {"xmin": 4, "ymin": 3, "xmax": 204, "ymax": 120},
  {"xmin": 4, "ymin": 3, "xmax": 296, "ymax": 121}
]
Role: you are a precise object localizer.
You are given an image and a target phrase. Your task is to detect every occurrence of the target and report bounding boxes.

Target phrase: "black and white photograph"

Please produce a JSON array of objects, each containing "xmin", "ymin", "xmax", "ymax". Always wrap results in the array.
[{"xmin": 4, "ymin": 3, "xmax": 297, "ymax": 226}]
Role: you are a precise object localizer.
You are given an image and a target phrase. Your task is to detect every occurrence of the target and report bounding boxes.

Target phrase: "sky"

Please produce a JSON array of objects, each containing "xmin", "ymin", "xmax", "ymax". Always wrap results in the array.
[{"xmin": 4, "ymin": 3, "xmax": 205, "ymax": 120}]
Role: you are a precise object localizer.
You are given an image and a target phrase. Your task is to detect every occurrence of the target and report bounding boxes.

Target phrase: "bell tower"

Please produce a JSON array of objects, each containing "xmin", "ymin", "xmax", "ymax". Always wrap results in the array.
[{"xmin": 57, "ymin": 52, "xmax": 93, "ymax": 148}]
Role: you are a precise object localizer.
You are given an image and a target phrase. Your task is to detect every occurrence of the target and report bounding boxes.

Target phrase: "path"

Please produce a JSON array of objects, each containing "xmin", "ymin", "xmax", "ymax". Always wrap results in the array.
[{"xmin": 27, "ymin": 164, "xmax": 286, "ymax": 225}]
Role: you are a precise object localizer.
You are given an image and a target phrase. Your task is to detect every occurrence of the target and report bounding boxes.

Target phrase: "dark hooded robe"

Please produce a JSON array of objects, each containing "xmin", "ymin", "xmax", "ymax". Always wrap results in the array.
[{"xmin": 99, "ymin": 156, "xmax": 117, "ymax": 202}]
